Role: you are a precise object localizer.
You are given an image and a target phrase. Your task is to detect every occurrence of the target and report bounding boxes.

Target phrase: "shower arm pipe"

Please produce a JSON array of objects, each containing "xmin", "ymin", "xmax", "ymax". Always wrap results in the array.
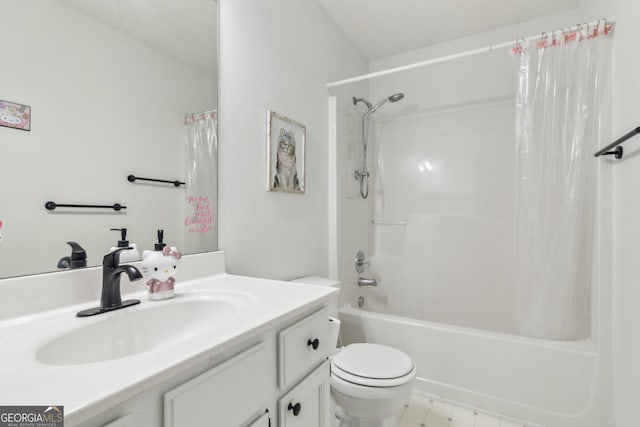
[{"xmin": 326, "ymin": 17, "xmax": 615, "ymax": 88}]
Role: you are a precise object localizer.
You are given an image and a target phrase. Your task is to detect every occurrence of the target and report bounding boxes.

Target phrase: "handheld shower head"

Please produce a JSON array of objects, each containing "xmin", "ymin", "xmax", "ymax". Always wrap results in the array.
[
  {"xmin": 369, "ymin": 92, "xmax": 405, "ymax": 114},
  {"xmin": 388, "ymin": 93, "xmax": 404, "ymax": 102},
  {"xmin": 351, "ymin": 91, "xmax": 404, "ymax": 200}
]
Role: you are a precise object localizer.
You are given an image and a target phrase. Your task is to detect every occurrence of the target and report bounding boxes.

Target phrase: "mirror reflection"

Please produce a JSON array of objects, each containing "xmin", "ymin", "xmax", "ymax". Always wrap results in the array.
[{"xmin": 0, "ymin": 0, "xmax": 218, "ymax": 278}]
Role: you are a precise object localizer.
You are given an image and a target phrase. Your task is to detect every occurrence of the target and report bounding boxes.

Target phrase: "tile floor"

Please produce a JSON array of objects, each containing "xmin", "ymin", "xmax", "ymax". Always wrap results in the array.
[{"xmin": 396, "ymin": 393, "xmax": 531, "ymax": 427}]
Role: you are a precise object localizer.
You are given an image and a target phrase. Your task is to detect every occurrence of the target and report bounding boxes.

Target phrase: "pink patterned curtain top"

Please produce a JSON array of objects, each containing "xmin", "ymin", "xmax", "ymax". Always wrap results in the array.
[
  {"xmin": 511, "ymin": 20, "xmax": 614, "ymax": 56},
  {"xmin": 184, "ymin": 110, "xmax": 217, "ymax": 125}
]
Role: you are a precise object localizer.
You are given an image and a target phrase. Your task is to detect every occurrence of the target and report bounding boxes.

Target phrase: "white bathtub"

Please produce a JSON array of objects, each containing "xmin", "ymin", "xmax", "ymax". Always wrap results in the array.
[{"xmin": 339, "ymin": 303, "xmax": 612, "ymax": 427}]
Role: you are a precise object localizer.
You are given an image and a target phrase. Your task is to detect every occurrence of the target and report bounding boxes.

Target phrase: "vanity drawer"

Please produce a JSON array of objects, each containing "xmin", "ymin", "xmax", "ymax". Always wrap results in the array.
[
  {"xmin": 164, "ymin": 342, "xmax": 268, "ymax": 427},
  {"xmin": 278, "ymin": 360, "xmax": 330, "ymax": 427},
  {"xmin": 278, "ymin": 307, "xmax": 330, "ymax": 389}
]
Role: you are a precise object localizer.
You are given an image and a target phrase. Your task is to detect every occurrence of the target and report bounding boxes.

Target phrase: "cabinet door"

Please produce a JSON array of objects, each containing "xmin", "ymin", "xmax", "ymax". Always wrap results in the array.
[
  {"xmin": 164, "ymin": 342, "xmax": 268, "ymax": 427},
  {"xmin": 278, "ymin": 361, "xmax": 330, "ymax": 427}
]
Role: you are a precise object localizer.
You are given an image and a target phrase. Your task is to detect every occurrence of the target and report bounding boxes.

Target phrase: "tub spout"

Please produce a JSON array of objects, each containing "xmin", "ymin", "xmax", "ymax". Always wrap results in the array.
[{"xmin": 358, "ymin": 277, "xmax": 377, "ymax": 287}]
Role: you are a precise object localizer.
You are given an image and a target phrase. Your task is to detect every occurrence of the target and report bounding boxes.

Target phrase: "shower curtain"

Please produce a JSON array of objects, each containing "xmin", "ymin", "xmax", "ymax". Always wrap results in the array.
[
  {"xmin": 184, "ymin": 110, "xmax": 218, "ymax": 254},
  {"xmin": 513, "ymin": 24, "xmax": 613, "ymax": 340}
]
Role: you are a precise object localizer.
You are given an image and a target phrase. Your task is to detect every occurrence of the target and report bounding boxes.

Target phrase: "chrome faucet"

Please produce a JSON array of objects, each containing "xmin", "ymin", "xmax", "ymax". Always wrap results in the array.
[
  {"xmin": 358, "ymin": 277, "xmax": 378, "ymax": 287},
  {"xmin": 77, "ymin": 247, "xmax": 143, "ymax": 317}
]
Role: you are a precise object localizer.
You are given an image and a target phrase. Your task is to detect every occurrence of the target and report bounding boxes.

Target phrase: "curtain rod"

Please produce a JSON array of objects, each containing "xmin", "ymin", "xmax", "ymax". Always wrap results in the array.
[{"xmin": 326, "ymin": 17, "xmax": 615, "ymax": 89}]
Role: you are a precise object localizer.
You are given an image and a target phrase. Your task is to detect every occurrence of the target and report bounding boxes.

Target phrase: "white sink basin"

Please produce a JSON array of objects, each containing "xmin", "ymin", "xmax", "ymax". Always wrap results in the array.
[{"xmin": 36, "ymin": 292, "xmax": 249, "ymax": 366}]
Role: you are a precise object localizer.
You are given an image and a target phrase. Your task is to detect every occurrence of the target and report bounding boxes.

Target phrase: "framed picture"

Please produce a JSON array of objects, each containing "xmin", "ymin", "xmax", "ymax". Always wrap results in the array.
[
  {"xmin": 0, "ymin": 100, "xmax": 31, "ymax": 131},
  {"xmin": 266, "ymin": 110, "xmax": 306, "ymax": 193}
]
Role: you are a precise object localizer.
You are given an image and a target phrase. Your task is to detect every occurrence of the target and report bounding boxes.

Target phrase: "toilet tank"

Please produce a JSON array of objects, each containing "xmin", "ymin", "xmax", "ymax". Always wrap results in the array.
[
  {"xmin": 290, "ymin": 276, "xmax": 341, "ymax": 288},
  {"xmin": 289, "ymin": 276, "xmax": 340, "ymax": 318}
]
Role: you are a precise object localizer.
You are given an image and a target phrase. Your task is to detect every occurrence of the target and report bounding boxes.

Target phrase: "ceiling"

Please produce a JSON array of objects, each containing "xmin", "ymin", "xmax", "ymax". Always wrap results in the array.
[
  {"xmin": 57, "ymin": 0, "xmax": 582, "ymax": 71},
  {"xmin": 58, "ymin": 0, "xmax": 217, "ymax": 75},
  {"xmin": 315, "ymin": 0, "xmax": 582, "ymax": 60}
]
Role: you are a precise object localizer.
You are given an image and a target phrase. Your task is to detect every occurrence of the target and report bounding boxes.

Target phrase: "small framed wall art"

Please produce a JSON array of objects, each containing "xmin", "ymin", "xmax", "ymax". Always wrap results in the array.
[
  {"xmin": 0, "ymin": 100, "xmax": 31, "ymax": 131},
  {"xmin": 266, "ymin": 110, "xmax": 306, "ymax": 194}
]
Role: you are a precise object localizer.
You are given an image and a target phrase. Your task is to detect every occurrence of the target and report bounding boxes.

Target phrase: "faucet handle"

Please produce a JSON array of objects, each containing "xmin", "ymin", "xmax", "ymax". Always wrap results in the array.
[
  {"xmin": 103, "ymin": 246, "xmax": 134, "ymax": 268},
  {"xmin": 355, "ymin": 250, "xmax": 371, "ymax": 273},
  {"xmin": 67, "ymin": 241, "xmax": 87, "ymax": 268}
]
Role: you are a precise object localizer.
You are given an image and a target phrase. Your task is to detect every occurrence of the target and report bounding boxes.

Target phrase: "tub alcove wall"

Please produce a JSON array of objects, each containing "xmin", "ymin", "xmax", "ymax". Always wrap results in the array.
[{"xmin": 329, "ymin": 8, "xmax": 613, "ymax": 427}]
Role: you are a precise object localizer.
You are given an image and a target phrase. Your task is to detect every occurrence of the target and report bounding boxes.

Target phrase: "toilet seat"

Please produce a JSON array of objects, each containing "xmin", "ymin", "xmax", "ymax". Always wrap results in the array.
[{"xmin": 331, "ymin": 343, "xmax": 416, "ymax": 388}]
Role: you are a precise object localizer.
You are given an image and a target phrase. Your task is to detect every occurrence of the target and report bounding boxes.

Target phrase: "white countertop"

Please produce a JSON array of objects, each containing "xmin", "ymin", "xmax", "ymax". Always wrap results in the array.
[{"xmin": 0, "ymin": 272, "xmax": 336, "ymax": 425}]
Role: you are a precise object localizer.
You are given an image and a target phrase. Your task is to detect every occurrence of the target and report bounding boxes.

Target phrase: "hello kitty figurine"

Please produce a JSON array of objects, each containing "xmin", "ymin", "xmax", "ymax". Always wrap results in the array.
[{"xmin": 141, "ymin": 246, "xmax": 182, "ymax": 300}]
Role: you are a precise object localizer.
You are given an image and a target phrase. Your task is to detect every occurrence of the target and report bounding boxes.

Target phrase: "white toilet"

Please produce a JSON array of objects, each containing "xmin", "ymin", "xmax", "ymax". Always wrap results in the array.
[
  {"xmin": 290, "ymin": 277, "xmax": 417, "ymax": 427},
  {"xmin": 331, "ymin": 342, "xmax": 416, "ymax": 427}
]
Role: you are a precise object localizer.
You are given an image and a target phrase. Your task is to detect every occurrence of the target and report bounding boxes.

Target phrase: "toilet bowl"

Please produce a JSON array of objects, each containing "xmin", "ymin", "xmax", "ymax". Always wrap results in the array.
[
  {"xmin": 289, "ymin": 277, "xmax": 417, "ymax": 427},
  {"xmin": 331, "ymin": 343, "xmax": 416, "ymax": 427}
]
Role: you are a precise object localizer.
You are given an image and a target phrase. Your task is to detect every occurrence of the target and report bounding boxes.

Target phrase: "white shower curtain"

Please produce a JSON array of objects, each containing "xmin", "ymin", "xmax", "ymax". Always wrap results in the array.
[
  {"xmin": 513, "ymin": 23, "xmax": 613, "ymax": 340},
  {"xmin": 184, "ymin": 110, "xmax": 217, "ymax": 254}
]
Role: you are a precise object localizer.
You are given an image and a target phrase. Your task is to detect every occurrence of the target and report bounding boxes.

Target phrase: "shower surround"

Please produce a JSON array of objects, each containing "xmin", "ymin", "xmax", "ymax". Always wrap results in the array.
[
  {"xmin": 331, "ymin": 96, "xmax": 612, "ymax": 427},
  {"xmin": 329, "ymin": 16, "xmax": 613, "ymax": 427}
]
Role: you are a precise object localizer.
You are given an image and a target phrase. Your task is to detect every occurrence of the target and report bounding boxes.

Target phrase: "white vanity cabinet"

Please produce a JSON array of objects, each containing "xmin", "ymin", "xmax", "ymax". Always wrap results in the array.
[
  {"xmin": 0, "ymin": 252, "xmax": 340, "ymax": 427},
  {"xmin": 76, "ymin": 305, "xmax": 332, "ymax": 427},
  {"xmin": 277, "ymin": 307, "xmax": 332, "ymax": 427}
]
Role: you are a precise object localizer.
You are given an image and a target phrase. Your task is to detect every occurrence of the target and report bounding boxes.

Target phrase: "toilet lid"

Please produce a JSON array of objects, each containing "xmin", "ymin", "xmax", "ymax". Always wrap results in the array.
[{"xmin": 332, "ymin": 343, "xmax": 414, "ymax": 380}]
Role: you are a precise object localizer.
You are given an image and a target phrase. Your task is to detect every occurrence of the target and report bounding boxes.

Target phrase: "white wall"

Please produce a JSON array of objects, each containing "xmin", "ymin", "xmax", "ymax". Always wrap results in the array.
[
  {"xmin": 218, "ymin": 0, "xmax": 367, "ymax": 279},
  {"xmin": 587, "ymin": 0, "xmax": 640, "ymax": 425},
  {"xmin": 571, "ymin": 0, "xmax": 640, "ymax": 425},
  {"xmin": 611, "ymin": 6, "xmax": 640, "ymax": 422},
  {"xmin": 0, "ymin": 2, "xmax": 215, "ymax": 278}
]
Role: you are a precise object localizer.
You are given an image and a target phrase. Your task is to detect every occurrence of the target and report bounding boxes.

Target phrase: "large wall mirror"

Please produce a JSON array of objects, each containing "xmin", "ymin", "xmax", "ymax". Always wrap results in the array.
[{"xmin": 0, "ymin": 0, "xmax": 218, "ymax": 278}]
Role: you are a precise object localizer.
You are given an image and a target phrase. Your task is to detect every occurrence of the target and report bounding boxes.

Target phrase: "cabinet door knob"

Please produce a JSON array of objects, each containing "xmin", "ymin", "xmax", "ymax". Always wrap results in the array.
[
  {"xmin": 307, "ymin": 338, "xmax": 320, "ymax": 350},
  {"xmin": 288, "ymin": 402, "xmax": 302, "ymax": 416}
]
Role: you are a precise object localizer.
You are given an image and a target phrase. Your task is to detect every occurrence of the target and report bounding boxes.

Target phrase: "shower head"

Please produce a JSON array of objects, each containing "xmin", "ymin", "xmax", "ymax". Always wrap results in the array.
[
  {"xmin": 388, "ymin": 93, "xmax": 404, "ymax": 102},
  {"xmin": 368, "ymin": 92, "xmax": 405, "ymax": 114}
]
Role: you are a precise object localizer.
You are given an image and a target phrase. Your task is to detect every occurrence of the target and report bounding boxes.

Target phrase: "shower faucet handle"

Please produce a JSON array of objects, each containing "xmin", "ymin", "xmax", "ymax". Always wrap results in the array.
[{"xmin": 355, "ymin": 251, "xmax": 371, "ymax": 273}]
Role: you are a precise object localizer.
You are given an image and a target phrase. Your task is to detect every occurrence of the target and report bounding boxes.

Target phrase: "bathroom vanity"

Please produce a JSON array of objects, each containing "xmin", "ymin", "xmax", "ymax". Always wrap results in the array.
[{"xmin": 0, "ymin": 252, "xmax": 337, "ymax": 427}]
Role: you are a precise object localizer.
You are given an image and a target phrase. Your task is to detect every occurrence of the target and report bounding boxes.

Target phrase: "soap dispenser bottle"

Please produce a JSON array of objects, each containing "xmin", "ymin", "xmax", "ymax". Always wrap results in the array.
[
  {"xmin": 109, "ymin": 228, "xmax": 141, "ymax": 263},
  {"xmin": 141, "ymin": 230, "xmax": 182, "ymax": 301}
]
